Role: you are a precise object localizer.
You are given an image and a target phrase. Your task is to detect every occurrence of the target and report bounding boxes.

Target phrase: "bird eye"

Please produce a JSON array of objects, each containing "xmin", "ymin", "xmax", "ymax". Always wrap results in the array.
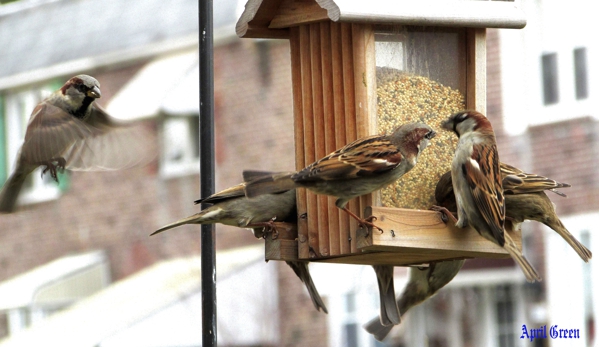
[{"xmin": 425, "ymin": 130, "xmax": 435, "ymax": 139}]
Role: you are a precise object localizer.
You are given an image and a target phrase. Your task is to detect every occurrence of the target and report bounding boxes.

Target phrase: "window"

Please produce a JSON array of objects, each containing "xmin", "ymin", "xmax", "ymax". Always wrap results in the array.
[
  {"xmin": 2, "ymin": 86, "xmax": 62, "ymax": 207},
  {"xmin": 495, "ymin": 285, "xmax": 516, "ymax": 347},
  {"xmin": 541, "ymin": 53, "xmax": 559, "ymax": 105},
  {"xmin": 574, "ymin": 47, "xmax": 588, "ymax": 100},
  {"xmin": 160, "ymin": 115, "xmax": 200, "ymax": 177}
]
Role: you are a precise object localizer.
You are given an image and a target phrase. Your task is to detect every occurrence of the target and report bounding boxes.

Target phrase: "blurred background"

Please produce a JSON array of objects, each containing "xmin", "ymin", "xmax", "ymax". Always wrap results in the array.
[{"xmin": 0, "ymin": 0, "xmax": 595, "ymax": 346}]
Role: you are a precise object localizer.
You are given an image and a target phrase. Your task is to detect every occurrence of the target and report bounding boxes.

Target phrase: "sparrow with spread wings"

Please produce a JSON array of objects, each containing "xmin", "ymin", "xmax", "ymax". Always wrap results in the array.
[{"xmin": 0, "ymin": 75, "xmax": 153, "ymax": 212}]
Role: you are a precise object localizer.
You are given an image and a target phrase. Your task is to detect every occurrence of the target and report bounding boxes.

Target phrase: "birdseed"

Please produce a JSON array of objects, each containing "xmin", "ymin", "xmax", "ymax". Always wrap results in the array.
[{"xmin": 376, "ymin": 68, "xmax": 464, "ymax": 209}]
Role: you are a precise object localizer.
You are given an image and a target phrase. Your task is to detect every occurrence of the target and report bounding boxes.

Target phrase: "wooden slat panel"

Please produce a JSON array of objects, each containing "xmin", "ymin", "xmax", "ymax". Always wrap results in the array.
[
  {"xmin": 340, "ymin": 22, "xmax": 359, "ymax": 253},
  {"xmin": 310, "ymin": 23, "xmax": 330, "ymax": 257},
  {"xmin": 319, "ymin": 22, "xmax": 340, "ymax": 257},
  {"xmin": 466, "ymin": 28, "xmax": 487, "ymax": 112},
  {"xmin": 290, "ymin": 27, "xmax": 309, "ymax": 259},
  {"xmin": 330, "ymin": 22, "xmax": 350, "ymax": 255},
  {"xmin": 299, "ymin": 25, "xmax": 319, "ymax": 259}
]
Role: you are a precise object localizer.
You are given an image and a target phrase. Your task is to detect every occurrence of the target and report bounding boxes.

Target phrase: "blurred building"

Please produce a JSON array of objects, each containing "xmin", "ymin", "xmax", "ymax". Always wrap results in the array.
[{"xmin": 0, "ymin": 0, "xmax": 596, "ymax": 346}]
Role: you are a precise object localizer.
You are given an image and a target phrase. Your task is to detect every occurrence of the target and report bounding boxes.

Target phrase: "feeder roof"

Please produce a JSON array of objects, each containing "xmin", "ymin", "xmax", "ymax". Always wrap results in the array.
[{"xmin": 237, "ymin": 0, "xmax": 526, "ymax": 39}]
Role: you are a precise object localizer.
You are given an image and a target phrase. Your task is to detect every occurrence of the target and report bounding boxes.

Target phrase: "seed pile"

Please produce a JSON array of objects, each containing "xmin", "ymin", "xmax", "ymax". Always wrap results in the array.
[{"xmin": 377, "ymin": 67, "xmax": 465, "ymax": 209}]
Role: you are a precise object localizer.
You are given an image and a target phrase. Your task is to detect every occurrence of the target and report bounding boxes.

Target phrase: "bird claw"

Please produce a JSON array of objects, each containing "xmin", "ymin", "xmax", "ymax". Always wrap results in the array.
[
  {"xmin": 41, "ymin": 158, "xmax": 66, "ymax": 182},
  {"xmin": 250, "ymin": 217, "xmax": 279, "ymax": 240},
  {"xmin": 360, "ymin": 215, "xmax": 383, "ymax": 237},
  {"xmin": 430, "ymin": 205, "xmax": 458, "ymax": 225}
]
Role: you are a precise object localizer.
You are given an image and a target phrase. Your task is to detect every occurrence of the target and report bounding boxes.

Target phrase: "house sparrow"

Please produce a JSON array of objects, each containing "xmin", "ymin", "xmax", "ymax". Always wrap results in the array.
[
  {"xmin": 436, "ymin": 165, "xmax": 591, "ymax": 262},
  {"xmin": 438, "ymin": 111, "xmax": 541, "ymax": 283},
  {"xmin": 506, "ymin": 192, "xmax": 591, "ymax": 262},
  {"xmin": 364, "ymin": 260, "xmax": 465, "ymax": 341},
  {"xmin": 151, "ymin": 181, "xmax": 328, "ymax": 314},
  {"xmin": 0, "ymin": 75, "xmax": 153, "ymax": 213},
  {"xmin": 243, "ymin": 123, "xmax": 435, "ymax": 326},
  {"xmin": 243, "ymin": 122, "xmax": 436, "ymax": 231}
]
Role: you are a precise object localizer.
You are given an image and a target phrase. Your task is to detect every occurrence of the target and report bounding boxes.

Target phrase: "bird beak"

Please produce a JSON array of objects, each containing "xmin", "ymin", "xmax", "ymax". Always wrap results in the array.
[
  {"xmin": 87, "ymin": 86, "xmax": 101, "ymax": 98},
  {"xmin": 441, "ymin": 119, "xmax": 452, "ymax": 131}
]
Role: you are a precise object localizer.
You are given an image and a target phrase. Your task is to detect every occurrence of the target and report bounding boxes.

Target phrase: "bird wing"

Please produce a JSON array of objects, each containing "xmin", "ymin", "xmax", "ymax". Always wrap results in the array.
[
  {"xmin": 195, "ymin": 183, "xmax": 246, "ymax": 205},
  {"xmin": 61, "ymin": 104, "xmax": 156, "ymax": 171},
  {"xmin": 500, "ymin": 162, "xmax": 571, "ymax": 195},
  {"xmin": 20, "ymin": 102, "xmax": 99, "ymax": 166},
  {"xmin": 293, "ymin": 135, "xmax": 403, "ymax": 182},
  {"xmin": 463, "ymin": 143, "xmax": 505, "ymax": 245}
]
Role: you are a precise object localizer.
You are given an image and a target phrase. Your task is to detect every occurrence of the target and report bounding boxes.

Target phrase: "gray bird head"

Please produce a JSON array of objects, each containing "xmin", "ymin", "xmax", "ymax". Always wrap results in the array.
[
  {"xmin": 61, "ymin": 75, "xmax": 102, "ymax": 101},
  {"xmin": 441, "ymin": 110, "xmax": 489, "ymax": 138},
  {"xmin": 393, "ymin": 122, "xmax": 436, "ymax": 154}
]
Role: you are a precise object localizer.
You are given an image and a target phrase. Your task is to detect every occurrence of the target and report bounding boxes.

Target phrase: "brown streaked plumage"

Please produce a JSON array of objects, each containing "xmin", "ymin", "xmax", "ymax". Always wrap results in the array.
[
  {"xmin": 501, "ymin": 162, "xmax": 571, "ymax": 197},
  {"xmin": 243, "ymin": 122, "xmax": 437, "ymax": 326},
  {"xmin": 436, "ymin": 164, "xmax": 589, "ymax": 262},
  {"xmin": 440, "ymin": 110, "xmax": 541, "ymax": 283}
]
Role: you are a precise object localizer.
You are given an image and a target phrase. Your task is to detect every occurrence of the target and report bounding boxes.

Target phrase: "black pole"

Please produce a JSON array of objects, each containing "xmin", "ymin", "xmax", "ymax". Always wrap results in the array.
[{"xmin": 199, "ymin": 0, "xmax": 216, "ymax": 346}]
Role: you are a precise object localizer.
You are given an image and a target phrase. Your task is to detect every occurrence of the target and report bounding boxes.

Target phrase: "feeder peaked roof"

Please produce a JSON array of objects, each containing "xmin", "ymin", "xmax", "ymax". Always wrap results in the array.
[{"xmin": 237, "ymin": 0, "xmax": 526, "ymax": 38}]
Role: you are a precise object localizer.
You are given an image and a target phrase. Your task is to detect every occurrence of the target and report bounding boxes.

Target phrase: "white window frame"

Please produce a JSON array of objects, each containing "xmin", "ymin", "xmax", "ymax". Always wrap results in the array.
[
  {"xmin": 4, "ymin": 87, "xmax": 60, "ymax": 207},
  {"xmin": 159, "ymin": 114, "xmax": 200, "ymax": 178},
  {"xmin": 545, "ymin": 212, "xmax": 596, "ymax": 346}
]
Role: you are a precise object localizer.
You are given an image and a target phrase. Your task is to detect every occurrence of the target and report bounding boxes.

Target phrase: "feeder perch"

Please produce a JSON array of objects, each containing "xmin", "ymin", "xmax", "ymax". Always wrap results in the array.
[{"xmin": 237, "ymin": 0, "xmax": 526, "ymax": 266}]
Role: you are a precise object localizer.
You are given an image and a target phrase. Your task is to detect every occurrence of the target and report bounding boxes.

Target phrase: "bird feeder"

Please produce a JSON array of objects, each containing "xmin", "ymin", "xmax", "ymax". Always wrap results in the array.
[{"xmin": 236, "ymin": 0, "xmax": 526, "ymax": 266}]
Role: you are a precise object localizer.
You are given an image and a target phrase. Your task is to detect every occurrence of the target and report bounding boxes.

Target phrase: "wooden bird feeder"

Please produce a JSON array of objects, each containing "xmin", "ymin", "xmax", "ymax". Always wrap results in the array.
[{"xmin": 236, "ymin": 0, "xmax": 527, "ymax": 266}]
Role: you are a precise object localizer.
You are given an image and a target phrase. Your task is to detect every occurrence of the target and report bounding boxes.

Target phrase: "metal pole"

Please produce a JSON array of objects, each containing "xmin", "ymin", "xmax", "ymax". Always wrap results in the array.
[{"xmin": 199, "ymin": 0, "xmax": 216, "ymax": 345}]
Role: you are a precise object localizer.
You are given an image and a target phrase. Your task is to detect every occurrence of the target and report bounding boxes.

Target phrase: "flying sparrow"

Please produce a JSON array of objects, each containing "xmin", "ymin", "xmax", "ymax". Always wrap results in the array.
[
  {"xmin": 243, "ymin": 122, "xmax": 436, "ymax": 231},
  {"xmin": 438, "ymin": 110, "xmax": 541, "ymax": 283},
  {"xmin": 364, "ymin": 260, "xmax": 465, "ymax": 341},
  {"xmin": 0, "ymin": 75, "xmax": 153, "ymax": 213},
  {"xmin": 151, "ymin": 181, "xmax": 328, "ymax": 314}
]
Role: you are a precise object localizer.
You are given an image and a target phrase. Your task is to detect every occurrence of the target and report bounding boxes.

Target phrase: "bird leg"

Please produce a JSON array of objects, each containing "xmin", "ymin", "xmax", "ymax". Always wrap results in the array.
[
  {"xmin": 41, "ymin": 157, "xmax": 66, "ymax": 182},
  {"xmin": 430, "ymin": 205, "xmax": 459, "ymax": 225},
  {"xmin": 341, "ymin": 207, "xmax": 383, "ymax": 236},
  {"xmin": 248, "ymin": 217, "xmax": 279, "ymax": 239}
]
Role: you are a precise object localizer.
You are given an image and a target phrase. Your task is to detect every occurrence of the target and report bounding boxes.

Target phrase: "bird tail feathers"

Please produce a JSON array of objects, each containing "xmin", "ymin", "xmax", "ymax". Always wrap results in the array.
[
  {"xmin": 286, "ymin": 261, "xmax": 328, "ymax": 313},
  {"xmin": 373, "ymin": 265, "xmax": 401, "ymax": 326},
  {"xmin": 151, "ymin": 208, "xmax": 221, "ymax": 236},
  {"xmin": 0, "ymin": 165, "xmax": 35, "ymax": 213},
  {"xmin": 547, "ymin": 218, "xmax": 592, "ymax": 262},
  {"xmin": 504, "ymin": 232, "xmax": 541, "ymax": 283}
]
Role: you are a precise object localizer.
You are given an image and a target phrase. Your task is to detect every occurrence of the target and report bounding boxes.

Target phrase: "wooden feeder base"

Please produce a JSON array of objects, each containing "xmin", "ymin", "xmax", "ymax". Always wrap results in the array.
[{"xmin": 264, "ymin": 206, "xmax": 521, "ymax": 267}]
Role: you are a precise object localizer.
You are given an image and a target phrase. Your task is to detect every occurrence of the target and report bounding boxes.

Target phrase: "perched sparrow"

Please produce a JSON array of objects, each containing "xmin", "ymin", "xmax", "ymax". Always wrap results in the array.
[
  {"xmin": 364, "ymin": 260, "xmax": 465, "ymax": 341},
  {"xmin": 0, "ymin": 75, "xmax": 153, "ymax": 213},
  {"xmin": 243, "ymin": 122, "xmax": 436, "ymax": 231},
  {"xmin": 436, "ymin": 166, "xmax": 591, "ymax": 262},
  {"xmin": 438, "ymin": 111, "xmax": 541, "ymax": 282},
  {"xmin": 372, "ymin": 265, "xmax": 401, "ymax": 326},
  {"xmin": 151, "ymin": 181, "xmax": 328, "ymax": 314},
  {"xmin": 506, "ymin": 193, "xmax": 591, "ymax": 262},
  {"xmin": 244, "ymin": 123, "xmax": 435, "ymax": 326}
]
